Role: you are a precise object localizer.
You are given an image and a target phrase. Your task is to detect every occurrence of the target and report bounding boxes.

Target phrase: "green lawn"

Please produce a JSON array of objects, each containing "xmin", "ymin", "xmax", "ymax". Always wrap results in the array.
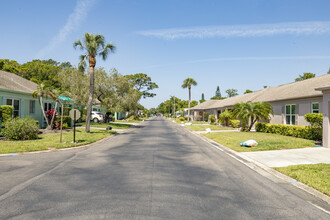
[
  {"xmin": 186, "ymin": 124, "xmax": 233, "ymax": 131},
  {"xmin": 77, "ymin": 122, "xmax": 132, "ymax": 129},
  {"xmin": 0, "ymin": 128, "xmax": 116, "ymax": 154},
  {"xmin": 275, "ymin": 163, "xmax": 330, "ymax": 196},
  {"xmin": 203, "ymin": 132, "xmax": 315, "ymax": 152}
]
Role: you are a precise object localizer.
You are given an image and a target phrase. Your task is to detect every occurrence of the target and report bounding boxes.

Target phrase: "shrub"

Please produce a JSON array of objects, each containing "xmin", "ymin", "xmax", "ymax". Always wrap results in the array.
[
  {"xmin": 304, "ymin": 113, "xmax": 323, "ymax": 127},
  {"xmin": 209, "ymin": 114, "xmax": 216, "ymax": 123},
  {"xmin": 229, "ymin": 119, "xmax": 240, "ymax": 128},
  {"xmin": 46, "ymin": 108, "xmax": 58, "ymax": 129},
  {"xmin": 2, "ymin": 117, "xmax": 39, "ymax": 140},
  {"xmin": 62, "ymin": 123, "xmax": 70, "ymax": 129},
  {"xmin": 255, "ymin": 122, "xmax": 322, "ymax": 141},
  {"xmin": 0, "ymin": 105, "xmax": 13, "ymax": 123},
  {"xmin": 56, "ymin": 116, "xmax": 72, "ymax": 128},
  {"xmin": 203, "ymin": 112, "xmax": 209, "ymax": 122},
  {"xmin": 179, "ymin": 116, "xmax": 185, "ymax": 121}
]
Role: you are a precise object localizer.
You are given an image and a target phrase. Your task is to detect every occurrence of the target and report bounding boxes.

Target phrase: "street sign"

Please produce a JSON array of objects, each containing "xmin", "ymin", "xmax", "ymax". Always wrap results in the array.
[
  {"xmin": 69, "ymin": 109, "xmax": 81, "ymax": 120},
  {"xmin": 59, "ymin": 96, "xmax": 71, "ymax": 102}
]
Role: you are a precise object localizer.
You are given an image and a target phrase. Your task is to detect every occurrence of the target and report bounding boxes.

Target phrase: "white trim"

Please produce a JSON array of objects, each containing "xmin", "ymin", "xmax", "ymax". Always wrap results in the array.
[
  {"xmin": 311, "ymin": 102, "xmax": 319, "ymax": 113},
  {"xmin": 285, "ymin": 104, "xmax": 296, "ymax": 125}
]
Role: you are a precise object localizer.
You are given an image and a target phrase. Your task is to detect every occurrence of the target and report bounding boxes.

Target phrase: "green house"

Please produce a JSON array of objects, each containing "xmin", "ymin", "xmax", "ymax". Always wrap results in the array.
[{"xmin": 0, "ymin": 70, "xmax": 58, "ymax": 128}]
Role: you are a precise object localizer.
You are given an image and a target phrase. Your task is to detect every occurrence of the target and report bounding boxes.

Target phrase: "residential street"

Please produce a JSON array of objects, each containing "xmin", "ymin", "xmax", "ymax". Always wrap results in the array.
[{"xmin": 0, "ymin": 117, "xmax": 329, "ymax": 219}]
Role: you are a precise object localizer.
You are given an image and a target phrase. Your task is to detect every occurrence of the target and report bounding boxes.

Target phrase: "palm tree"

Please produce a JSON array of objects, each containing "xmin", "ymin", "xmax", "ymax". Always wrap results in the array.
[
  {"xmin": 181, "ymin": 77, "xmax": 197, "ymax": 121},
  {"xmin": 32, "ymin": 83, "xmax": 53, "ymax": 128},
  {"xmin": 232, "ymin": 102, "xmax": 274, "ymax": 131},
  {"xmin": 74, "ymin": 33, "xmax": 115, "ymax": 132}
]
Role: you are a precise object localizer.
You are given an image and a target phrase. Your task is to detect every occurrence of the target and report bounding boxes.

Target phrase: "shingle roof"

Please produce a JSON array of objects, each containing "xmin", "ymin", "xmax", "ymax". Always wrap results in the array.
[
  {"xmin": 0, "ymin": 70, "xmax": 37, "ymax": 94},
  {"xmin": 191, "ymin": 74, "xmax": 330, "ymax": 111}
]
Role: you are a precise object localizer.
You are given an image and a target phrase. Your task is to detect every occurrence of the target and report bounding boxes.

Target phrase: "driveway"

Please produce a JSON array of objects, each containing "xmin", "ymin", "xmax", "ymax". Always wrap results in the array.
[
  {"xmin": 240, "ymin": 147, "xmax": 330, "ymax": 167},
  {"xmin": 0, "ymin": 117, "xmax": 329, "ymax": 219}
]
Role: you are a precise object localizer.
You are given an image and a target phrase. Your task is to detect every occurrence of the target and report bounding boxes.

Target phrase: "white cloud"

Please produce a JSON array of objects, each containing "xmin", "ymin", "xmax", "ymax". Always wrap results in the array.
[
  {"xmin": 138, "ymin": 21, "xmax": 330, "ymax": 40},
  {"xmin": 36, "ymin": 0, "xmax": 96, "ymax": 58},
  {"xmin": 141, "ymin": 56, "xmax": 330, "ymax": 69}
]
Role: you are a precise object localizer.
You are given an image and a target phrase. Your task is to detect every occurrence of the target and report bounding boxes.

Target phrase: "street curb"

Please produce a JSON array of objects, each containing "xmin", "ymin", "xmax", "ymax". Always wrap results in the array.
[{"xmin": 171, "ymin": 120, "xmax": 330, "ymax": 205}]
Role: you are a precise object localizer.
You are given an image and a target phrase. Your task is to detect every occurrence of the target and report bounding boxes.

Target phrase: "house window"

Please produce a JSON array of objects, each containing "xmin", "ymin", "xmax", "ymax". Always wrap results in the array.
[
  {"xmin": 312, "ymin": 103, "xmax": 319, "ymax": 113},
  {"xmin": 44, "ymin": 103, "xmax": 52, "ymax": 112},
  {"xmin": 285, "ymin": 104, "xmax": 296, "ymax": 125},
  {"xmin": 6, "ymin": 99, "xmax": 20, "ymax": 118},
  {"xmin": 30, "ymin": 100, "xmax": 35, "ymax": 114}
]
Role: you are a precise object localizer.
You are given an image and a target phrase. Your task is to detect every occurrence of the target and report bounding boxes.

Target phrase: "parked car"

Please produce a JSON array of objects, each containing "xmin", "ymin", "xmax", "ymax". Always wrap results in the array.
[{"xmin": 91, "ymin": 111, "xmax": 104, "ymax": 123}]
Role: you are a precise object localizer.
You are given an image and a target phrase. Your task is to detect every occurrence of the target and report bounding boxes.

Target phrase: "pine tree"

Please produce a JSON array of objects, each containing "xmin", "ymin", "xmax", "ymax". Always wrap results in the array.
[{"xmin": 215, "ymin": 86, "xmax": 221, "ymax": 98}]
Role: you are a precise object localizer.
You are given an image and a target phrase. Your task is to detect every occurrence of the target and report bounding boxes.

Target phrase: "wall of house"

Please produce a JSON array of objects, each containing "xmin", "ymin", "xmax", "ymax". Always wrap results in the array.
[
  {"xmin": 0, "ymin": 89, "xmax": 57, "ymax": 128},
  {"xmin": 269, "ymin": 97, "xmax": 323, "ymax": 126}
]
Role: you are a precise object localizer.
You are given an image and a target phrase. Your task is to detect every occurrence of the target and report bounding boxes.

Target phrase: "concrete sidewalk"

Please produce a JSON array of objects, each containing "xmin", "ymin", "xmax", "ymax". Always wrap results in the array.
[{"xmin": 240, "ymin": 147, "xmax": 330, "ymax": 167}]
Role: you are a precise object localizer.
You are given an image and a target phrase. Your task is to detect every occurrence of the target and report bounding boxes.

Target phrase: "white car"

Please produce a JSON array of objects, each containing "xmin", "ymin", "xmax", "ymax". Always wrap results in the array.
[{"xmin": 91, "ymin": 111, "xmax": 104, "ymax": 123}]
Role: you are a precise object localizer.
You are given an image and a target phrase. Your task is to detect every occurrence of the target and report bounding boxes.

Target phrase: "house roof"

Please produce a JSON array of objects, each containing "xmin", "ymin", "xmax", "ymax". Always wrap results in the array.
[
  {"xmin": 0, "ymin": 70, "xmax": 38, "ymax": 94},
  {"xmin": 191, "ymin": 74, "xmax": 330, "ymax": 111}
]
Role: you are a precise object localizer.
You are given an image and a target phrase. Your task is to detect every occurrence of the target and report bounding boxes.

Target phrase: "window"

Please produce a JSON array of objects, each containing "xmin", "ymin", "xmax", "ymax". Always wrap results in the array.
[
  {"xmin": 312, "ymin": 103, "xmax": 319, "ymax": 113},
  {"xmin": 6, "ymin": 98, "xmax": 20, "ymax": 118},
  {"xmin": 285, "ymin": 104, "xmax": 296, "ymax": 125},
  {"xmin": 30, "ymin": 100, "xmax": 35, "ymax": 114},
  {"xmin": 44, "ymin": 103, "xmax": 52, "ymax": 111}
]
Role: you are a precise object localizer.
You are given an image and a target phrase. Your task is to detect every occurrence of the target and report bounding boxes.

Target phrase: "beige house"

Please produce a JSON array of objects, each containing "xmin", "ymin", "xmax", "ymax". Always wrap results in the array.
[{"xmin": 190, "ymin": 74, "xmax": 330, "ymax": 147}]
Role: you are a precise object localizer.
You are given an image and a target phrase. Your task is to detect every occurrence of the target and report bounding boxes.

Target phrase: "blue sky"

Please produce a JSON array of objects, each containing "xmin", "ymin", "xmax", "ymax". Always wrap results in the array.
[{"xmin": 2, "ymin": 0, "xmax": 330, "ymax": 108}]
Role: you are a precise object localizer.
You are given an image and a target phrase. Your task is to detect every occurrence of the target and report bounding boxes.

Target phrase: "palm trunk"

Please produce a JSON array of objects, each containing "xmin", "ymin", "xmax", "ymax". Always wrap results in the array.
[
  {"xmin": 248, "ymin": 116, "xmax": 255, "ymax": 131},
  {"xmin": 49, "ymin": 102, "xmax": 58, "ymax": 130},
  {"xmin": 188, "ymin": 87, "xmax": 191, "ymax": 121},
  {"xmin": 85, "ymin": 65, "xmax": 95, "ymax": 133},
  {"xmin": 40, "ymin": 96, "xmax": 49, "ymax": 127}
]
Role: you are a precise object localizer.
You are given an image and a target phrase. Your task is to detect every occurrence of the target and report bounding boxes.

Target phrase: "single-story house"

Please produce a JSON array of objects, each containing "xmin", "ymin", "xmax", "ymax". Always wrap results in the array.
[
  {"xmin": 0, "ymin": 70, "xmax": 127, "ymax": 127},
  {"xmin": 0, "ymin": 70, "xmax": 59, "ymax": 128},
  {"xmin": 190, "ymin": 74, "xmax": 330, "ymax": 147}
]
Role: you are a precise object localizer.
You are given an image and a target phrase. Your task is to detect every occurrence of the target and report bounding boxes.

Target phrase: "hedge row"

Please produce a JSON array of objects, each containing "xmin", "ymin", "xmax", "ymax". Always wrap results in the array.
[{"xmin": 255, "ymin": 122, "xmax": 322, "ymax": 141}]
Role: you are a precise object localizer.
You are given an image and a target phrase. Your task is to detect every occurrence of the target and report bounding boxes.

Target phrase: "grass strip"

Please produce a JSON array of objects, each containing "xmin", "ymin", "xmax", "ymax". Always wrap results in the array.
[
  {"xmin": 0, "ymin": 128, "xmax": 116, "ymax": 154},
  {"xmin": 203, "ymin": 132, "xmax": 315, "ymax": 152},
  {"xmin": 274, "ymin": 163, "xmax": 330, "ymax": 196}
]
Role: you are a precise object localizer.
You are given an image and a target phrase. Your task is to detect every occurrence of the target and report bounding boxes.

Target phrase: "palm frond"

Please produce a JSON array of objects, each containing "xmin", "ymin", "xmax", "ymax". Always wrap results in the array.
[
  {"xmin": 99, "ymin": 43, "xmax": 116, "ymax": 60},
  {"xmin": 78, "ymin": 58, "xmax": 87, "ymax": 73},
  {"xmin": 95, "ymin": 34, "xmax": 105, "ymax": 49},
  {"xmin": 73, "ymin": 40, "xmax": 84, "ymax": 50}
]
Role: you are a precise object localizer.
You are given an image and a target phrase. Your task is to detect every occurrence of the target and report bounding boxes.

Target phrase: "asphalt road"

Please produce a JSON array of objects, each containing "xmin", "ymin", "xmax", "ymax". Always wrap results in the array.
[{"xmin": 0, "ymin": 117, "xmax": 329, "ymax": 219}]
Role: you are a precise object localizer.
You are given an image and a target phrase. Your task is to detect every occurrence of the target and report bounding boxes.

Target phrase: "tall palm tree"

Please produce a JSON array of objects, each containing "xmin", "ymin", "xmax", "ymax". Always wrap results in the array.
[
  {"xmin": 32, "ymin": 83, "xmax": 53, "ymax": 128},
  {"xmin": 74, "ymin": 33, "xmax": 115, "ymax": 133},
  {"xmin": 181, "ymin": 77, "xmax": 197, "ymax": 121},
  {"xmin": 232, "ymin": 102, "xmax": 274, "ymax": 131}
]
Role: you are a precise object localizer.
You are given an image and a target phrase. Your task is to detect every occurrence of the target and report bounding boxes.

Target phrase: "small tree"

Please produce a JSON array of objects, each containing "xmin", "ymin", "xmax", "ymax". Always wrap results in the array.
[
  {"xmin": 181, "ymin": 77, "xmax": 197, "ymax": 121},
  {"xmin": 295, "ymin": 72, "xmax": 315, "ymax": 82},
  {"xmin": 32, "ymin": 83, "xmax": 54, "ymax": 128},
  {"xmin": 218, "ymin": 109, "xmax": 233, "ymax": 126},
  {"xmin": 225, "ymin": 89, "xmax": 238, "ymax": 97},
  {"xmin": 232, "ymin": 102, "xmax": 273, "ymax": 131},
  {"xmin": 200, "ymin": 93, "xmax": 205, "ymax": 103},
  {"xmin": 244, "ymin": 89, "xmax": 253, "ymax": 94}
]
